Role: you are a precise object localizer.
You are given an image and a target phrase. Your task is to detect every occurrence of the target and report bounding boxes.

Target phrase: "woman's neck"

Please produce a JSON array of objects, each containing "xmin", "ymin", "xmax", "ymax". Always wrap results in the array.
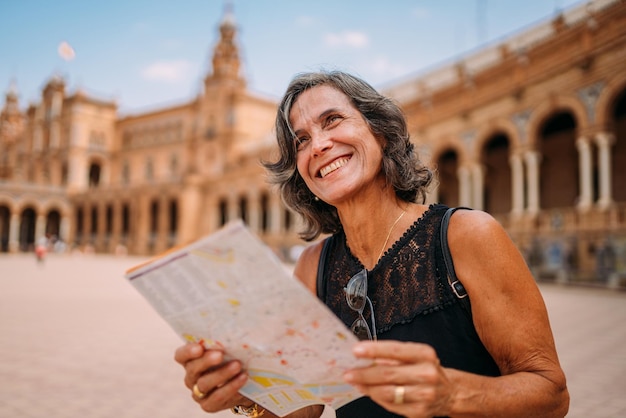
[{"xmin": 338, "ymin": 198, "xmax": 411, "ymax": 270}]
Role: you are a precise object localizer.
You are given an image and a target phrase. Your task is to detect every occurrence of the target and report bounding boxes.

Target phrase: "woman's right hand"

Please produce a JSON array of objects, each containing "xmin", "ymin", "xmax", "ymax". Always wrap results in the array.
[{"xmin": 174, "ymin": 343, "xmax": 251, "ymax": 413}]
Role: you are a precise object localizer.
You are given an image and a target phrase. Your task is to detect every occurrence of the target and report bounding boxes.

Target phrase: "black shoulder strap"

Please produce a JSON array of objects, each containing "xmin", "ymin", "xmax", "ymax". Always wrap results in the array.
[
  {"xmin": 316, "ymin": 235, "xmax": 334, "ymax": 302},
  {"xmin": 440, "ymin": 207, "xmax": 472, "ymax": 315}
]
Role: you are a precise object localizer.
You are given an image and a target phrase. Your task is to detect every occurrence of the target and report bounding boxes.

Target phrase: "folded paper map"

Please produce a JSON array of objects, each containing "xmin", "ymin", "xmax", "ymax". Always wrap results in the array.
[{"xmin": 125, "ymin": 220, "xmax": 367, "ymax": 416}]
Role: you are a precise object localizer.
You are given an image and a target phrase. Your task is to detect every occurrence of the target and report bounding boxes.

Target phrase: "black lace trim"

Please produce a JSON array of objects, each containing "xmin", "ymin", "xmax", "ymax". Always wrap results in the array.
[{"xmin": 323, "ymin": 204, "xmax": 457, "ymax": 334}]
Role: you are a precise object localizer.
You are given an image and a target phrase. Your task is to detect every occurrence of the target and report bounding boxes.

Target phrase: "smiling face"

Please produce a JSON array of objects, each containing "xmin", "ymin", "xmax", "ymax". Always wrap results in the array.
[{"xmin": 289, "ymin": 84, "xmax": 385, "ymax": 206}]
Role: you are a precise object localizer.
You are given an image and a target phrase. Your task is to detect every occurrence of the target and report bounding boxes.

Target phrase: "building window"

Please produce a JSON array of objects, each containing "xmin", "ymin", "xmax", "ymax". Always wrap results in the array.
[
  {"xmin": 219, "ymin": 199, "xmax": 228, "ymax": 226},
  {"xmin": 122, "ymin": 204, "xmax": 130, "ymax": 236},
  {"xmin": 239, "ymin": 196, "xmax": 248, "ymax": 224},
  {"xmin": 260, "ymin": 193, "xmax": 269, "ymax": 232},
  {"xmin": 88, "ymin": 163, "xmax": 101, "ymax": 188}
]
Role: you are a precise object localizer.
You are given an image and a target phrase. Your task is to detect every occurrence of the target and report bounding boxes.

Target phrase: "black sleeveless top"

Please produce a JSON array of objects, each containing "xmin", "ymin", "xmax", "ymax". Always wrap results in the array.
[{"xmin": 318, "ymin": 204, "xmax": 500, "ymax": 418}]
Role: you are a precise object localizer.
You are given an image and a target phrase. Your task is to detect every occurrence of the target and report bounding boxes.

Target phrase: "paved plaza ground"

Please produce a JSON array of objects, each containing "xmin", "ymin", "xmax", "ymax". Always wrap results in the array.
[{"xmin": 0, "ymin": 253, "xmax": 625, "ymax": 417}]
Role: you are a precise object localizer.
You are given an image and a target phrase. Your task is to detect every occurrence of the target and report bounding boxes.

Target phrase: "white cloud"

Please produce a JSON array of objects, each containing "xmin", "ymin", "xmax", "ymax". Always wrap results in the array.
[
  {"xmin": 324, "ymin": 30, "xmax": 369, "ymax": 48},
  {"xmin": 370, "ymin": 56, "xmax": 408, "ymax": 78},
  {"xmin": 141, "ymin": 60, "xmax": 192, "ymax": 83}
]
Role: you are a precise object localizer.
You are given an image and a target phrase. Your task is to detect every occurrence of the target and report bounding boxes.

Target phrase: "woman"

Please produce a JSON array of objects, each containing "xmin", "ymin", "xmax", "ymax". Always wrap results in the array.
[{"xmin": 175, "ymin": 71, "xmax": 569, "ymax": 417}]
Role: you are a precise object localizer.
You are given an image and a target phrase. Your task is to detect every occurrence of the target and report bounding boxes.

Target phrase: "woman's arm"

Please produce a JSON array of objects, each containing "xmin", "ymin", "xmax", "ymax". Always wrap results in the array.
[
  {"xmin": 447, "ymin": 209, "xmax": 569, "ymax": 416},
  {"xmin": 344, "ymin": 210, "xmax": 569, "ymax": 417}
]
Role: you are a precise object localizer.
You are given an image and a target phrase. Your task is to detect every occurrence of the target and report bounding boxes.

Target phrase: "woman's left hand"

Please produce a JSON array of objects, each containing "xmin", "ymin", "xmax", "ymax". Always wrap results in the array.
[{"xmin": 343, "ymin": 341, "xmax": 454, "ymax": 418}]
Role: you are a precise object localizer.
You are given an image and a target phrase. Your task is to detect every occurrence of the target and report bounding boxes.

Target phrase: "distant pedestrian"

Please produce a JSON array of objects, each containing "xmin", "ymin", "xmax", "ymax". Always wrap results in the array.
[{"xmin": 35, "ymin": 236, "xmax": 48, "ymax": 263}]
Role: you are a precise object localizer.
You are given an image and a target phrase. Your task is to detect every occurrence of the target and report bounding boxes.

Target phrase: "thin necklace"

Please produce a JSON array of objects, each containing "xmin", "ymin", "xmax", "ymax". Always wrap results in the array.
[{"xmin": 377, "ymin": 210, "xmax": 406, "ymax": 262}]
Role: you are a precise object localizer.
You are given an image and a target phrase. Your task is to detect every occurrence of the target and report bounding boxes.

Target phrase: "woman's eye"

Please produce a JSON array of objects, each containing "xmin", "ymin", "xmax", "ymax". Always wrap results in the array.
[
  {"xmin": 326, "ymin": 115, "xmax": 341, "ymax": 126},
  {"xmin": 295, "ymin": 136, "xmax": 309, "ymax": 150}
]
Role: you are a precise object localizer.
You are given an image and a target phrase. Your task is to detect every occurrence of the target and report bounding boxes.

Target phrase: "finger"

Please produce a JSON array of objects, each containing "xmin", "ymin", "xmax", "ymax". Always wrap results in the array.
[
  {"xmin": 368, "ymin": 385, "xmax": 436, "ymax": 416},
  {"xmin": 184, "ymin": 350, "xmax": 225, "ymax": 389},
  {"xmin": 195, "ymin": 371, "xmax": 249, "ymax": 413},
  {"xmin": 345, "ymin": 363, "xmax": 401, "ymax": 386},
  {"xmin": 196, "ymin": 359, "xmax": 243, "ymax": 393},
  {"xmin": 345, "ymin": 361, "xmax": 437, "ymax": 387},
  {"xmin": 353, "ymin": 341, "xmax": 439, "ymax": 364},
  {"xmin": 174, "ymin": 343, "xmax": 204, "ymax": 365}
]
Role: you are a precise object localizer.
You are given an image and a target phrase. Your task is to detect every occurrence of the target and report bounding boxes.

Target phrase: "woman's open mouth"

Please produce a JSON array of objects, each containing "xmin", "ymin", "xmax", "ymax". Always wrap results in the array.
[{"xmin": 319, "ymin": 157, "xmax": 350, "ymax": 178}]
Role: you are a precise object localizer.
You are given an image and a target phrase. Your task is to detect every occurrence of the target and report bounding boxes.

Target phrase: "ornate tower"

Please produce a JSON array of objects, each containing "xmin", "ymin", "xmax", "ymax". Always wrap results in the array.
[
  {"xmin": 179, "ymin": 3, "xmax": 248, "ymax": 245},
  {"xmin": 206, "ymin": 2, "xmax": 245, "ymax": 86},
  {"xmin": 0, "ymin": 81, "xmax": 24, "ymax": 180},
  {"xmin": 192, "ymin": 2, "xmax": 247, "ymax": 176}
]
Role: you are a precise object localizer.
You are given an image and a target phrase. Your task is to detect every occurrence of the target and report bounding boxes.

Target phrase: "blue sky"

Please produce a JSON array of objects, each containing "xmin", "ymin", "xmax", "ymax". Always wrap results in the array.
[{"xmin": 0, "ymin": 0, "xmax": 584, "ymax": 115}]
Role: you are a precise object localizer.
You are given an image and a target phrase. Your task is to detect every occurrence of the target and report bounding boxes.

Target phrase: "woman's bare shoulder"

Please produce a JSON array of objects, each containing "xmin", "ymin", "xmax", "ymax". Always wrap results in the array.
[{"xmin": 293, "ymin": 239, "xmax": 327, "ymax": 294}]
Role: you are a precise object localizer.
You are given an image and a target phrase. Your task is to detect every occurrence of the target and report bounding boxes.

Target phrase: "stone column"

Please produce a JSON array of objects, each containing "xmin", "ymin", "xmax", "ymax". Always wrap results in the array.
[
  {"xmin": 60, "ymin": 215, "xmax": 70, "ymax": 249},
  {"xmin": 178, "ymin": 175, "xmax": 202, "ymax": 246},
  {"xmin": 510, "ymin": 153, "xmax": 524, "ymax": 216},
  {"xmin": 524, "ymin": 150, "xmax": 541, "ymax": 214},
  {"xmin": 228, "ymin": 194, "xmax": 239, "ymax": 224},
  {"xmin": 458, "ymin": 165, "xmax": 472, "ymax": 208},
  {"xmin": 112, "ymin": 200, "xmax": 122, "ymax": 250},
  {"xmin": 134, "ymin": 196, "xmax": 150, "ymax": 255},
  {"xmin": 270, "ymin": 193, "xmax": 283, "ymax": 235},
  {"xmin": 97, "ymin": 201, "xmax": 107, "ymax": 251},
  {"xmin": 157, "ymin": 195, "xmax": 169, "ymax": 252},
  {"xmin": 471, "ymin": 163, "xmax": 484, "ymax": 211},
  {"xmin": 9, "ymin": 213, "xmax": 20, "ymax": 252},
  {"xmin": 576, "ymin": 136, "xmax": 593, "ymax": 211},
  {"xmin": 36, "ymin": 214, "xmax": 46, "ymax": 243},
  {"xmin": 247, "ymin": 190, "xmax": 260, "ymax": 234},
  {"xmin": 205, "ymin": 194, "xmax": 220, "ymax": 234},
  {"xmin": 595, "ymin": 132, "xmax": 614, "ymax": 209},
  {"xmin": 83, "ymin": 204, "xmax": 92, "ymax": 246}
]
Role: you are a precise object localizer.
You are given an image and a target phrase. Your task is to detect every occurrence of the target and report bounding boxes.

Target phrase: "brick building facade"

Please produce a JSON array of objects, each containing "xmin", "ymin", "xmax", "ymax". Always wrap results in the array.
[{"xmin": 1, "ymin": 0, "xmax": 625, "ymax": 284}]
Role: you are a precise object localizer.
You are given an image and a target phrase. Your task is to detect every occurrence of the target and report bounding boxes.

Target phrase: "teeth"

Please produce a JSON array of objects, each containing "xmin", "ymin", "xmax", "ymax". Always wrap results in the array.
[{"xmin": 320, "ymin": 157, "xmax": 349, "ymax": 178}]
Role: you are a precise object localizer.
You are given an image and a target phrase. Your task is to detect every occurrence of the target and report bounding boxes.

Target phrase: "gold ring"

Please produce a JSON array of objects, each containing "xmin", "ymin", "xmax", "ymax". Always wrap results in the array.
[
  {"xmin": 193, "ymin": 383, "xmax": 206, "ymax": 399},
  {"xmin": 393, "ymin": 385, "xmax": 405, "ymax": 404}
]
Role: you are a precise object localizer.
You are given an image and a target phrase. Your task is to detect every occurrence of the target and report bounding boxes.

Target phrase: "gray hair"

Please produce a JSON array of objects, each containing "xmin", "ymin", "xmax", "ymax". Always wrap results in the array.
[{"xmin": 263, "ymin": 70, "xmax": 432, "ymax": 241}]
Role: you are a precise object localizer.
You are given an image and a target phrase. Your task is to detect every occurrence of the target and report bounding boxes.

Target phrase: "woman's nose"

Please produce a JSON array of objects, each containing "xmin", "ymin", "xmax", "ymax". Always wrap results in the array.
[{"xmin": 311, "ymin": 131, "xmax": 333, "ymax": 156}]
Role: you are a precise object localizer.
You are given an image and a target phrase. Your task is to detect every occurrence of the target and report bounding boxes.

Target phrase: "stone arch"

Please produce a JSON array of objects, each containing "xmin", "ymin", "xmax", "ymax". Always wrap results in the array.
[
  {"xmin": 45, "ymin": 209, "xmax": 62, "ymax": 238},
  {"xmin": 121, "ymin": 203, "xmax": 131, "ymax": 240},
  {"xmin": 430, "ymin": 136, "xmax": 468, "ymax": 164},
  {"xmin": 0, "ymin": 195, "xmax": 17, "ymax": 212},
  {"xmin": 599, "ymin": 78, "xmax": 626, "ymax": 203},
  {"xmin": 218, "ymin": 197, "xmax": 228, "ymax": 227},
  {"xmin": 526, "ymin": 94, "xmax": 588, "ymax": 149},
  {"xmin": 479, "ymin": 131, "xmax": 514, "ymax": 215},
  {"xmin": 13, "ymin": 196, "xmax": 43, "ymax": 215},
  {"xmin": 538, "ymin": 110, "xmax": 580, "ymax": 210},
  {"xmin": 238, "ymin": 194, "xmax": 249, "ymax": 225},
  {"xmin": 74, "ymin": 205, "xmax": 86, "ymax": 245},
  {"xmin": 149, "ymin": 197, "xmax": 160, "ymax": 247},
  {"xmin": 259, "ymin": 191, "xmax": 270, "ymax": 233},
  {"xmin": 0, "ymin": 204, "xmax": 10, "ymax": 252},
  {"xmin": 19, "ymin": 206, "xmax": 37, "ymax": 251},
  {"xmin": 431, "ymin": 137, "xmax": 466, "ymax": 208},
  {"xmin": 40, "ymin": 198, "xmax": 71, "ymax": 217},
  {"xmin": 473, "ymin": 119, "xmax": 521, "ymax": 157}
]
